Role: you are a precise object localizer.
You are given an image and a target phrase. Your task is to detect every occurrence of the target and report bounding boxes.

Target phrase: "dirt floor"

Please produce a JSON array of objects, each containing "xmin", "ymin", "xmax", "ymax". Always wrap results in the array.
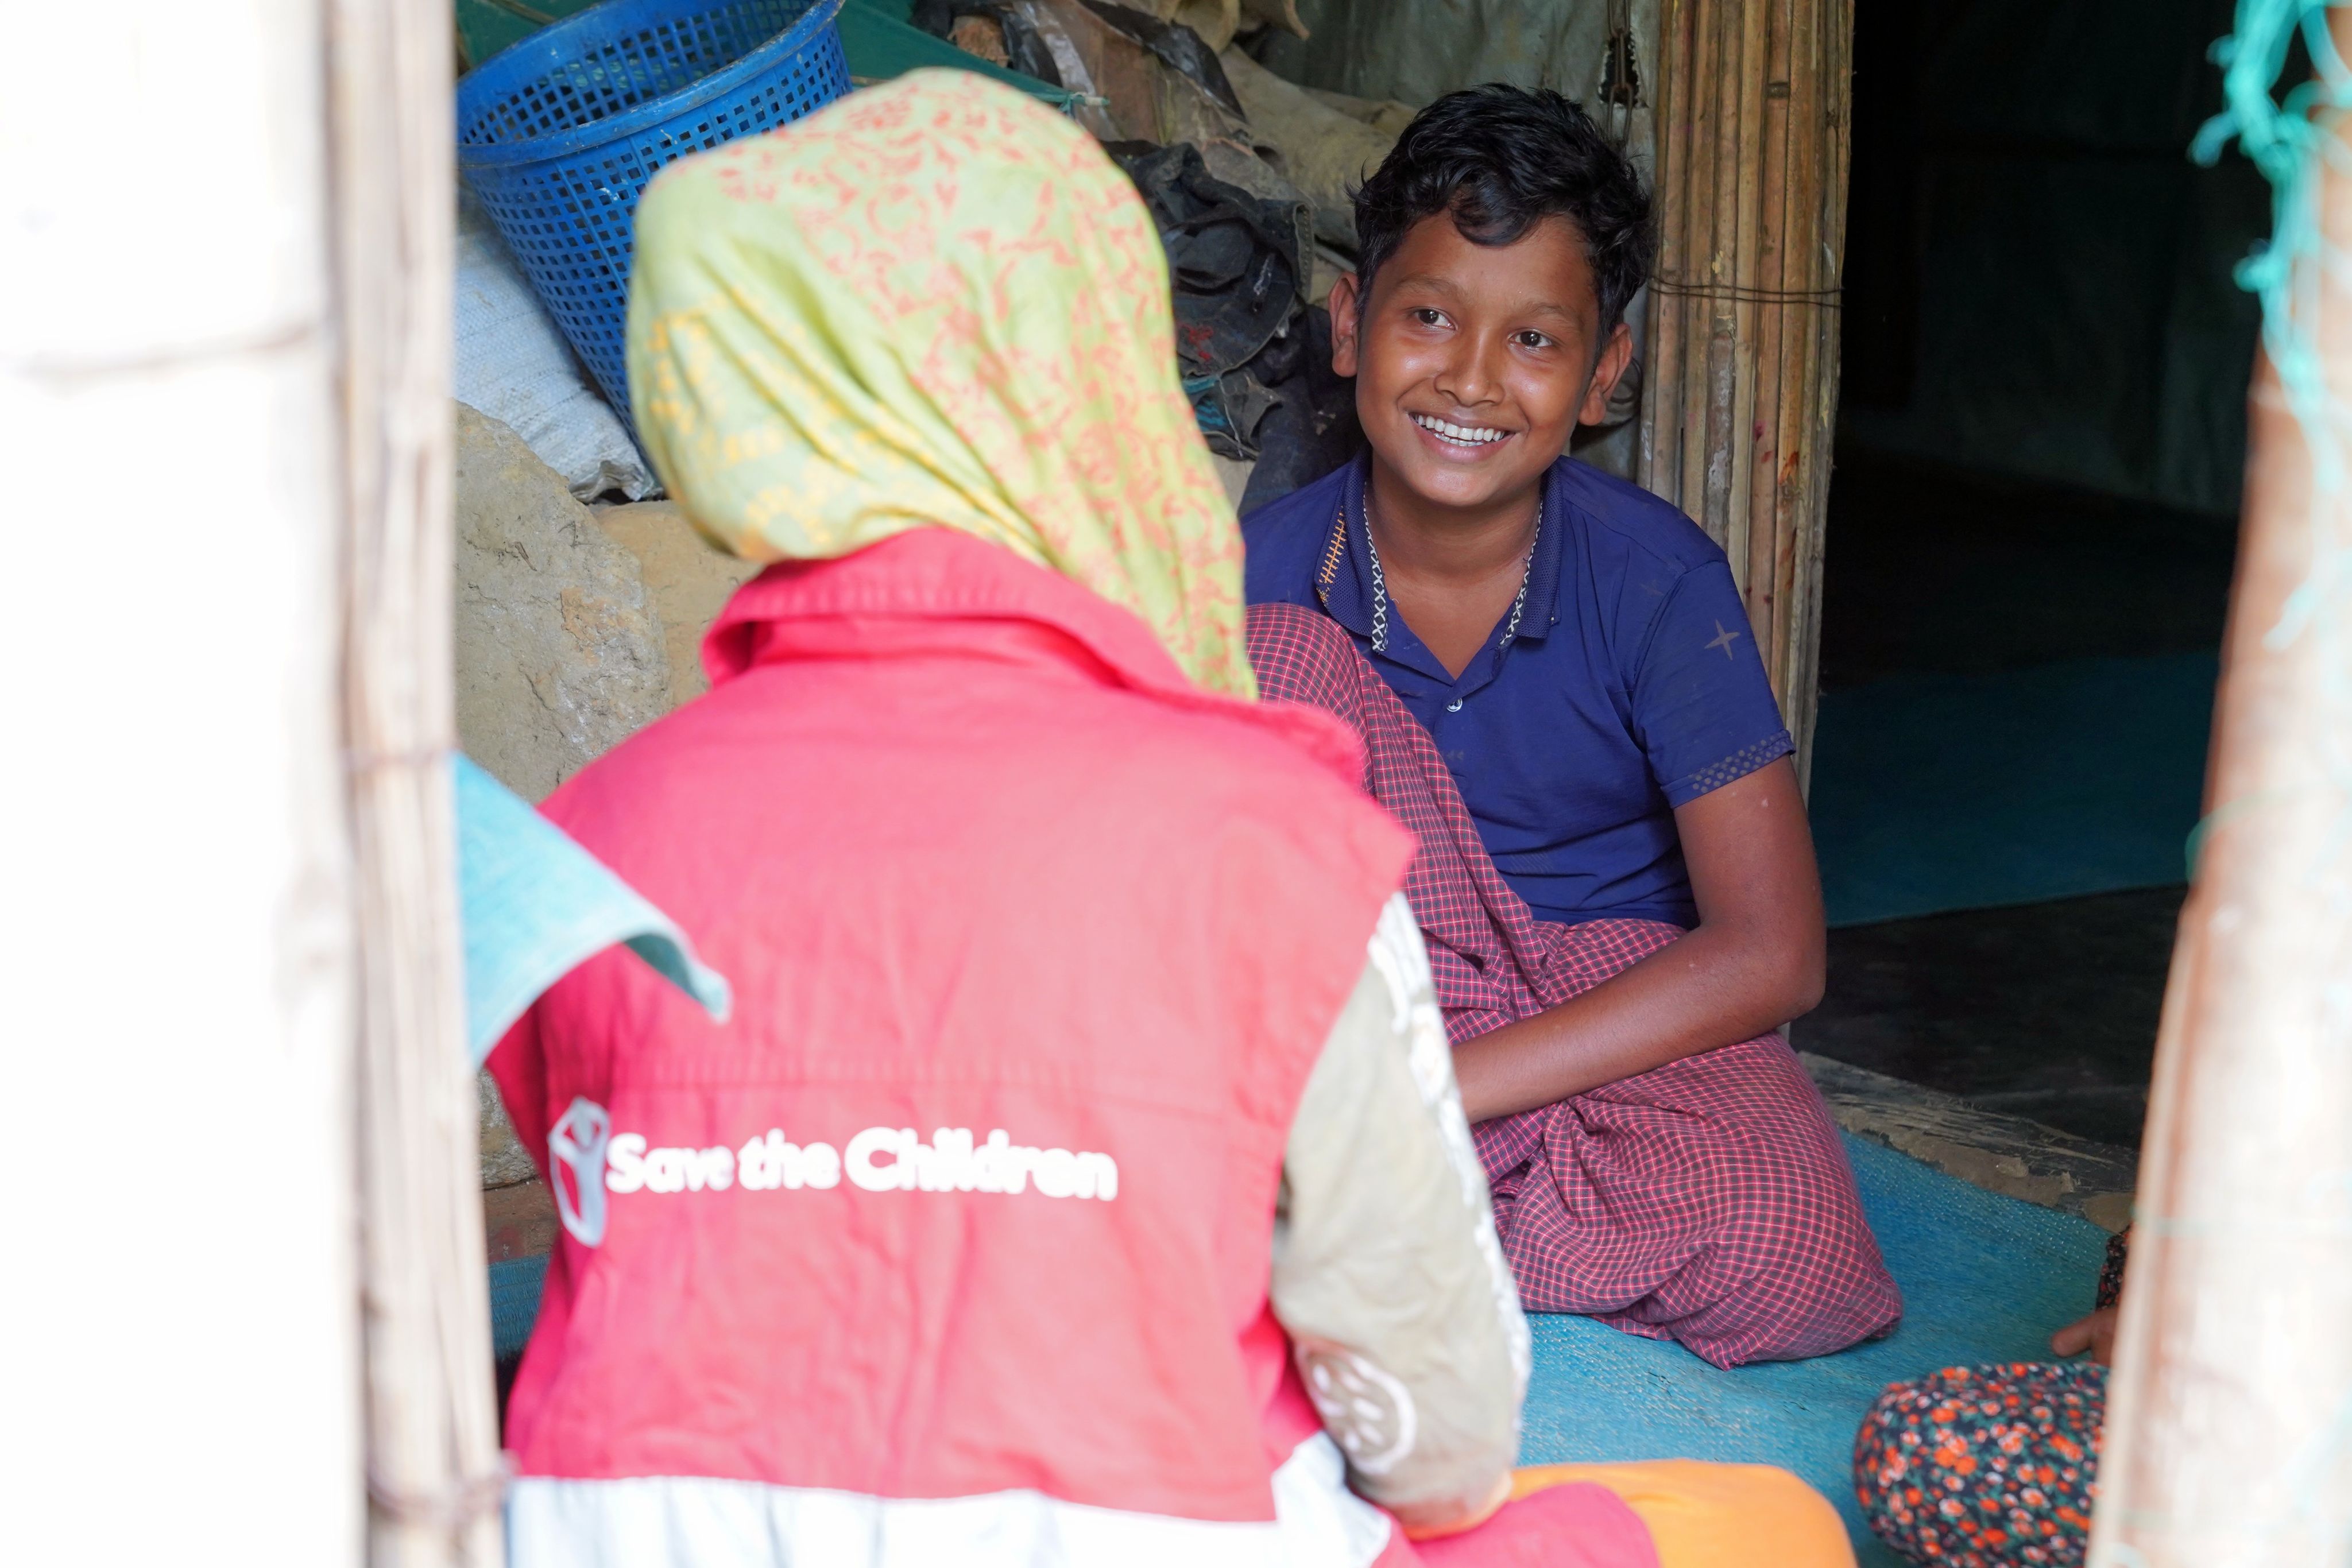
[{"xmin": 1802, "ymin": 886, "xmax": 2183, "ymax": 1149}]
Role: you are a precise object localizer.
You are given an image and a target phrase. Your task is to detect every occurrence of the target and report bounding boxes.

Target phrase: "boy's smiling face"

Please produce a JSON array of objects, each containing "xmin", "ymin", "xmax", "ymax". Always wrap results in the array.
[{"xmin": 1333, "ymin": 211, "xmax": 1632, "ymax": 521}]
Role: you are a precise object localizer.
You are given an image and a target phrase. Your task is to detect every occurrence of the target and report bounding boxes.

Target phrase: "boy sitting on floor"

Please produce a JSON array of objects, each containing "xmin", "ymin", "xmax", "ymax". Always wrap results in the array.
[{"xmin": 1244, "ymin": 85, "xmax": 1900, "ymax": 1367}]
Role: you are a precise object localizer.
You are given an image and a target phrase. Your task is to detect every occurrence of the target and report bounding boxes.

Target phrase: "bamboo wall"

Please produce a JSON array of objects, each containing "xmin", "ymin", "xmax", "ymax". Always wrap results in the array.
[
  {"xmin": 6, "ymin": 0, "xmax": 367, "ymax": 1557},
  {"xmin": 14, "ymin": 0, "xmax": 493, "ymax": 1561},
  {"xmin": 1638, "ymin": 0, "xmax": 1852, "ymax": 782}
]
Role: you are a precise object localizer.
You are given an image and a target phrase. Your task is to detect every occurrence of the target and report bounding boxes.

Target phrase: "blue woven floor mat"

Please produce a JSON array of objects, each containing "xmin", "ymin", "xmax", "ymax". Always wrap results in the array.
[{"xmin": 1519, "ymin": 1132, "xmax": 2110, "ymax": 1565}]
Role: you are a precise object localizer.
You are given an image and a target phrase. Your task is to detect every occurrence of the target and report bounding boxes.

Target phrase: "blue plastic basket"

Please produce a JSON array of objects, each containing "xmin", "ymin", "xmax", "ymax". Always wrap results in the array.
[{"xmin": 457, "ymin": 0, "xmax": 850, "ymax": 428}]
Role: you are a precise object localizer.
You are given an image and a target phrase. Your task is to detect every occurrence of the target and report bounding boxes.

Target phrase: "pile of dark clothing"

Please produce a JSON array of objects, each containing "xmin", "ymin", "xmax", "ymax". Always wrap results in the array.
[
  {"xmin": 1104, "ymin": 140, "xmax": 1357, "ymax": 502},
  {"xmin": 911, "ymin": 0, "xmax": 1367, "ymax": 510}
]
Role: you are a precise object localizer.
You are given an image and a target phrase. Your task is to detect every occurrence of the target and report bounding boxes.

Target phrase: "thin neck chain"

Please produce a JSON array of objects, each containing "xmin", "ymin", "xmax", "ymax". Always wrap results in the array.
[{"xmin": 1361, "ymin": 497, "xmax": 1542, "ymax": 658}]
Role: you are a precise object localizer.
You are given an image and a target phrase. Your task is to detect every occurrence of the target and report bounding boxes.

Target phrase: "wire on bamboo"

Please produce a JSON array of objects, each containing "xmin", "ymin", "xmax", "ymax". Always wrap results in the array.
[{"xmin": 330, "ymin": 0, "xmax": 504, "ymax": 1563}]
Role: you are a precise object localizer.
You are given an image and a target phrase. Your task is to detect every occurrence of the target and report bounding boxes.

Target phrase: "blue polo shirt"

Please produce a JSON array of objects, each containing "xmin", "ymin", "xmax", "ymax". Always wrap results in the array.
[{"xmin": 1243, "ymin": 455, "xmax": 1792, "ymax": 928}]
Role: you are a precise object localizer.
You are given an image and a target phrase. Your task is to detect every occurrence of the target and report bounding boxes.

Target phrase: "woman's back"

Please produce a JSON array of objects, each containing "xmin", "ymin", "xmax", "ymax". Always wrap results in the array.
[{"xmin": 491, "ymin": 528, "xmax": 1411, "ymax": 1552}]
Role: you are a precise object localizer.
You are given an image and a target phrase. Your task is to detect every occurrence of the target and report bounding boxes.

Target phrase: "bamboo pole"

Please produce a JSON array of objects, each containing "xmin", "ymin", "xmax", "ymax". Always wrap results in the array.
[
  {"xmin": 1744, "ymin": 0, "xmax": 1795, "ymax": 681},
  {"xmin": 3, "ymin": 0, "xmax": 364, "ymax": 1559},
  {"xmin": 1639, "ymin": 0, "xmax": 1693, "ymax": 492},
  {"xmin": 1772, "ymin": 0, "xmax": 1816, "ymax": 696},
  {"xmin": 328, "ymin": 0, "xmax": 504, "ymax": 1563},
  {"xmin": 2088, "ymin": 60, "xmax": 2352, "ymax": 1568},
  {"xmin": 1683, "ymin": 0, "xmax": 1731, "ymax": 520},
  {"xmin": 1639, "ymin": 0, "xmax": 1851, "ymax": 782},
  {"xmin": 1782, "ymin": 0, "xmax": 1846, "ymax": 775},
  {"xmin": 1719, "ymin": 0, "xmax": 1768, "ymax": 592},
  {"xmin": 1657, "ymin": 0, "xmax": 1713, "ymax": 519}
]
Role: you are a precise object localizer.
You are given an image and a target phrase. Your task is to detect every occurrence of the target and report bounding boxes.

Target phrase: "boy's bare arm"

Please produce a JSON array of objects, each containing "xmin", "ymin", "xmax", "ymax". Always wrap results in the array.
[{"xmin": 1448, "ymin": 756, "xmax": 1825, "ymax": 1122}]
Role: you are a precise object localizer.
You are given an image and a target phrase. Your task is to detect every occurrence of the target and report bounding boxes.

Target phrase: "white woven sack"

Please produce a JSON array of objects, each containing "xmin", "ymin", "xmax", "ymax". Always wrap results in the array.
[{"xmin": 456, "ymin": 196, "xmax": 660, "ymax": 502}]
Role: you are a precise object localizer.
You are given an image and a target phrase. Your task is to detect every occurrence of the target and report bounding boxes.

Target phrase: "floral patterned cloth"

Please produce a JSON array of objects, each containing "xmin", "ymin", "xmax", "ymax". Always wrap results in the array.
[
  {"xmin": 2094, "ymin": 1228, "xmax": 2127, "ymax": 1313},
  {"xmin": 1851, "ymin": 1230, "xmax": 2129, "ymax": 1565},
  {"xmin": 1852, "ymin": 1362, "xmax": 2106, "ymax": 1567}
]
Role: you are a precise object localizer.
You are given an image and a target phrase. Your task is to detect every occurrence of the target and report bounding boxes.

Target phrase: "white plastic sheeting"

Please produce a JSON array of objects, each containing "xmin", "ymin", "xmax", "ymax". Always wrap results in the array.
[{"xmin": 457, "ymin": 195, "xmax": 660, "ymax": 502}]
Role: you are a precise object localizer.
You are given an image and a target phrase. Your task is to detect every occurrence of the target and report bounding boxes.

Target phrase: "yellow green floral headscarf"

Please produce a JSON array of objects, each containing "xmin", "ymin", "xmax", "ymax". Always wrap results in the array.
[{"xmin": 626, "ymin": 69, "xmax": 1256, "ymax": 698}]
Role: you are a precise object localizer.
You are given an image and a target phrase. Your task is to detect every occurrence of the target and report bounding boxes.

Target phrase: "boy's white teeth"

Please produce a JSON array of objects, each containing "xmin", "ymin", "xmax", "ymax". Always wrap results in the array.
[{"xmin": 1414, "ymin": 413, "xmax": 1507, "ymax": 445}]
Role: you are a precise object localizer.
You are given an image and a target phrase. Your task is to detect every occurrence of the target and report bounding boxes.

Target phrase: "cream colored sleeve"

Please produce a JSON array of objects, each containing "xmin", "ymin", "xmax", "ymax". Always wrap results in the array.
[{"xmin": 1270, "ymin": 893, "xmax": 1532, "ymax": 1521}]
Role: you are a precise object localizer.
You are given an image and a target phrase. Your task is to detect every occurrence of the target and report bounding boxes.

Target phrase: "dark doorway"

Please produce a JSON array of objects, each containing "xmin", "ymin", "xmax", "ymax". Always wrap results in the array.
[{"xmin": 1801, "ymin": 0, "xmax": 2267, "ymax": 1149}]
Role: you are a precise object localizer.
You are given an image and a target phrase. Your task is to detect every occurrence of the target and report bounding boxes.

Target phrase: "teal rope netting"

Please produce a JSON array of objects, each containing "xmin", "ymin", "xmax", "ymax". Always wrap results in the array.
[{"xmin": 2187, "ymin": 0, "xmax": 2352, "ymax": 859}]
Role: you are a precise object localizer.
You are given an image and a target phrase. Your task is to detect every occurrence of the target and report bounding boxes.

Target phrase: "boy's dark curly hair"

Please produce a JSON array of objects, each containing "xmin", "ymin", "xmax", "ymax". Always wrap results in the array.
[{"xmin": 1352, "ymin": 85, "xmax": 1656, "ymax": 330}]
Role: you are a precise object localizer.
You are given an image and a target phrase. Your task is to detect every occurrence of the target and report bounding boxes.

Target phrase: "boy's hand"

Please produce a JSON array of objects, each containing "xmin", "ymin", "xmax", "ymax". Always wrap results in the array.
[{"xmin": 2051, "ymin": 1306, "xmax": 2119, "ymax": 1365}]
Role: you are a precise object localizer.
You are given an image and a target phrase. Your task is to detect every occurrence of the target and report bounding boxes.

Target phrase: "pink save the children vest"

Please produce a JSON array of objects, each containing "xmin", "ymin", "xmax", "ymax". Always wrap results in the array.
[{"xmin": 488, "ymin": 529, "xmax": 1415, "ymax": 1567}]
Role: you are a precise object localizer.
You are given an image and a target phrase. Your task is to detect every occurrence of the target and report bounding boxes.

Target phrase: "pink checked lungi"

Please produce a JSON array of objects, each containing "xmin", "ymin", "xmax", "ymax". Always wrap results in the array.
[{"xmin": 1247, "ymin": 602, "xmax": 1901, "ymax": 1369}]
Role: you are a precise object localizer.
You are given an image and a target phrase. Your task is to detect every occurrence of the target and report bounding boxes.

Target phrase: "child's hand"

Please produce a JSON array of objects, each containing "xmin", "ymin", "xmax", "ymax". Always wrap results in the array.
[{"xmin": 2051, "ymin": 1306, "xmax": 2119, "ymax": 1365}]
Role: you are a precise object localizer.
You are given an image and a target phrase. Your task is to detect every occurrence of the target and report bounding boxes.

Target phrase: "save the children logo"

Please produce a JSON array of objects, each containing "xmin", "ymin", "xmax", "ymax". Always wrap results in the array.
[{"xmin": 546, "ymin": 1097, "xmax": 1120, "ymax": 1246}]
